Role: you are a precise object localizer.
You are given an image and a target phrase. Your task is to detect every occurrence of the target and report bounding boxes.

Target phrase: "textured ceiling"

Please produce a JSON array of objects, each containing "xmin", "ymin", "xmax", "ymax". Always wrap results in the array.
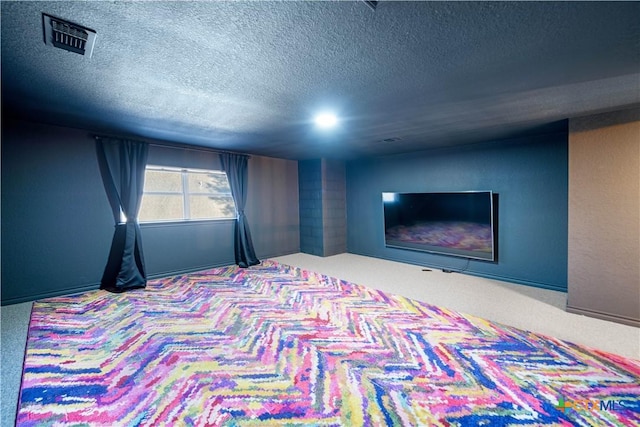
[{"xmin": 2, "ymin": 1, "xmax": 639, "ymax": 159}]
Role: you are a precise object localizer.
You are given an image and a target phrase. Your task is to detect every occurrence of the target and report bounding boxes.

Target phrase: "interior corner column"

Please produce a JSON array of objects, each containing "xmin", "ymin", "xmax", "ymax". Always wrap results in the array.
[{"xmin": 299, "ymin": 158, "xmax": 347, "ymax": 257}]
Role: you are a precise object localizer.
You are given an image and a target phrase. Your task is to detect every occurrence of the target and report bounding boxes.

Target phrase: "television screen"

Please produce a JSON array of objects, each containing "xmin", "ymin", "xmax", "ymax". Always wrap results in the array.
[{"xmin": 382, "ymin": 191, "xmax": 496, "ymax": 261}]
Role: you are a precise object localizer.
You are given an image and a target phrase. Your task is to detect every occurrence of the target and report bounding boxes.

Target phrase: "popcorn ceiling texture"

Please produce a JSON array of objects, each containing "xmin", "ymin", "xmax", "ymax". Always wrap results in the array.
[{"xmin": 1, "ymin": 1, "xmax": 639, "ymax": 159}]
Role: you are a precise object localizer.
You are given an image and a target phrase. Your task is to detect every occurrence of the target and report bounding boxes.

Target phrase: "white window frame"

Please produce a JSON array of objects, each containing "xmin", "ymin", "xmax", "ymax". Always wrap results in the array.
[{"xmin": 139, "ymin": 165, "xmax": 236, "ymax": 223}]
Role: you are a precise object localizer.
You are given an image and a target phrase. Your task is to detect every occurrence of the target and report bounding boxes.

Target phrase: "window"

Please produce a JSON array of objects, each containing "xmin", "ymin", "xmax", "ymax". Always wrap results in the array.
[{"xmin": 139, "ymin": 166, "xmax": 236, "ymax": 222}]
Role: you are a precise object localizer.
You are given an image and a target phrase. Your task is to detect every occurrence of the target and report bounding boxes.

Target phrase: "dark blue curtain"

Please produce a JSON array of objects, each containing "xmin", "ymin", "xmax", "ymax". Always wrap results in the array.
[
  {"xmin": 96, "ymin": 137, "xmax": 149, "ymax": 291},
  {"xmin": 220, "ymin": 153, "xmax": 260, "ymax": 268}
]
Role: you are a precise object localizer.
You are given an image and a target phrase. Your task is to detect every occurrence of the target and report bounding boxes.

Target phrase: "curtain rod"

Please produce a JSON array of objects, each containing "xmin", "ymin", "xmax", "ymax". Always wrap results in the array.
[{"xmin": 92, "ymin": 133, "xmax": 250, "ymax": 158}]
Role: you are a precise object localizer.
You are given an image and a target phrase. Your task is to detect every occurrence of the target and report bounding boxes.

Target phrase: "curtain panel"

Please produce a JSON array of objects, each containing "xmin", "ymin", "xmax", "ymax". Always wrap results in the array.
[
  {"xmin": 220, "ymin": 153, "xmax": 260, "ymax": 268},
  {"xmin": 96, "ymin": 137, "xmax": 149, "ymax": 291}
]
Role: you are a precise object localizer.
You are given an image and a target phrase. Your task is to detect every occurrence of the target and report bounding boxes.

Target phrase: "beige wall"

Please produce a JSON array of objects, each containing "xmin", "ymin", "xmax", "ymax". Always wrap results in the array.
[
  {"xmin": 247, "ymin": 155, "xmax": 300, "ymax": 258},
  {"xmin": 568, "ymin": 108, "xmax": 640, "ymax": 326}
]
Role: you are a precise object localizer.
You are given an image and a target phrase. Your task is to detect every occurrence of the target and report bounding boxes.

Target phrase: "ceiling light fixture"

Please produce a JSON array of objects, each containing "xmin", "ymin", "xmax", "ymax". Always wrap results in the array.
[{"xmin": 314, "ymin": 113, "xmax": 338, "ymax": 129}]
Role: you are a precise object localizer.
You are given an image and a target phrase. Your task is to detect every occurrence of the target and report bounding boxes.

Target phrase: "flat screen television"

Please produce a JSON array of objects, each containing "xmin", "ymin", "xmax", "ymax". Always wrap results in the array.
[{"xmin": 382, "ymin": 191, "xmax": 496, "ymax": 261}]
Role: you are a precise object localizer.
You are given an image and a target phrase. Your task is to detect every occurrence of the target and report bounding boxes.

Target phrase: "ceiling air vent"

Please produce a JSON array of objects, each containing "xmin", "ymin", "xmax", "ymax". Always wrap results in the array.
[
  {"xmin": 42, "ymin": 13, "xmax": 96, "ymax": 58},
  {"xmin": 379, "ymin": 137, "xmax": 403, "ymax": 144}
]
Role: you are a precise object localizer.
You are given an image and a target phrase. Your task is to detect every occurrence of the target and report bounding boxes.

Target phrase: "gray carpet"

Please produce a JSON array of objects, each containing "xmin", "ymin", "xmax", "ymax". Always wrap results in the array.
[{"xmin": 1, "ymin": 302, "xmax": 32, "ymax": 427}]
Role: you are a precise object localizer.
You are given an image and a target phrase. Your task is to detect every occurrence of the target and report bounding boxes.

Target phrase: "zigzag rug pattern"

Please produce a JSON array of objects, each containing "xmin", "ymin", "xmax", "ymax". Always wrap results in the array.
[{"xmin": 17, "ymin": 261, "xmax": 640, "ymax": 426}]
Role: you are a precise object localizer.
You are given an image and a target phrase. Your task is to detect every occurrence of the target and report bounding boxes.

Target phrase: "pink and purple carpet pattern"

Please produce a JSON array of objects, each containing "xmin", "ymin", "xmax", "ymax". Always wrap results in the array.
[{"xmin": 17, "ymin": 261, "xmax": 640, "ymax": 425}]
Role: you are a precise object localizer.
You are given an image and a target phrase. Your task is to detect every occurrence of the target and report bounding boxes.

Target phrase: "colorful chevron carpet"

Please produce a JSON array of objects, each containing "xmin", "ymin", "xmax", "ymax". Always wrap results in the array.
[{"xmin": 17, "ymin": 261, "xmax": 640, "ymax": 426}]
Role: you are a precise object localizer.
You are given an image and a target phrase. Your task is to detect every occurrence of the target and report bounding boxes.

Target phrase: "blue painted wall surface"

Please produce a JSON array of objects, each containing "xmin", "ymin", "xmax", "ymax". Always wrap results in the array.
[
  {"xmin": 299, "ymin": 160, "xmax": 324, "ymax": 256},
  {"xmin": 1, "ymin": 119, "xmax": 299, "ymax": 305},
  {"xmin": 1, "ymin": 121, "xmax": 115, "ymax": 304},
  {"xmin": 346, "ymin": 133, "xmax": 568, "ymax": 291}
]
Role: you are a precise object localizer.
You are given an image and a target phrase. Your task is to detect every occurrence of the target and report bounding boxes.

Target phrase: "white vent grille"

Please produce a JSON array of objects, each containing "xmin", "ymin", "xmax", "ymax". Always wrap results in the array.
[{"xmin": 42, "ymin": 14, "xmax": 96, "ymax": 58}]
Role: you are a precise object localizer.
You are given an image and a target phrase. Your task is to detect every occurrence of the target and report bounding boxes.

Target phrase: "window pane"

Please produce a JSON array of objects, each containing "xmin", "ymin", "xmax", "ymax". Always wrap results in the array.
[
  {"xmin": 140, "ymin": 167, "xmax": 235, "ymax": 223},
  {"xmin": 189, "ymin": 195, "xmax": 236, "ymax": 219},
  {"xmin": 144, "ymin": 169, "xmax": 182, "ymax": 193},
  {"xmin": 187, "ymin": 172, "xmax": 231, "ymax": 195},
  {"xmin": 139, "ymin": 194, "xmax": 184, "ymax": 221}
]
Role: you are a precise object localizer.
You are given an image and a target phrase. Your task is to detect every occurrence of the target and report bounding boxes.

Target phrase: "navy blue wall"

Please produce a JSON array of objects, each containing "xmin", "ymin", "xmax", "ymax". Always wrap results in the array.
[
  {"xmin": 299, "ymin": 159, "xmax": 324, "ymax": 256},
  {"xmin": 298, "ymin": 159, "xmax": 348, "ymax": 257},
  {"xmin": 346, "ymin": 133, "xmax": 568, "ymax": 291},
  {"xmin": 1, "ymin": 122, "xmax": 115, "ymax": 303},
  {"xmin": 1, "ymin": 119, "xmax": 299, "ymax": 305}
]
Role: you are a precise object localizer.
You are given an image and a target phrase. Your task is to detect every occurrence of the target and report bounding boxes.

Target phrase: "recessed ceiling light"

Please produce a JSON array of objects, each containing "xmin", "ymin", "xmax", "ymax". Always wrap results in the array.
[{"xmin": 314, "ymin": 113, "xmax": 338, "ymax": 129}]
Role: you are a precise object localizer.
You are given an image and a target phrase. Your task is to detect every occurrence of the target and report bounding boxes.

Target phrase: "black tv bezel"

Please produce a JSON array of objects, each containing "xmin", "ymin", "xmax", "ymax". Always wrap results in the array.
[{"xmin": 382, "ymin": 190, "xmax": 497, "ymax": 262}]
